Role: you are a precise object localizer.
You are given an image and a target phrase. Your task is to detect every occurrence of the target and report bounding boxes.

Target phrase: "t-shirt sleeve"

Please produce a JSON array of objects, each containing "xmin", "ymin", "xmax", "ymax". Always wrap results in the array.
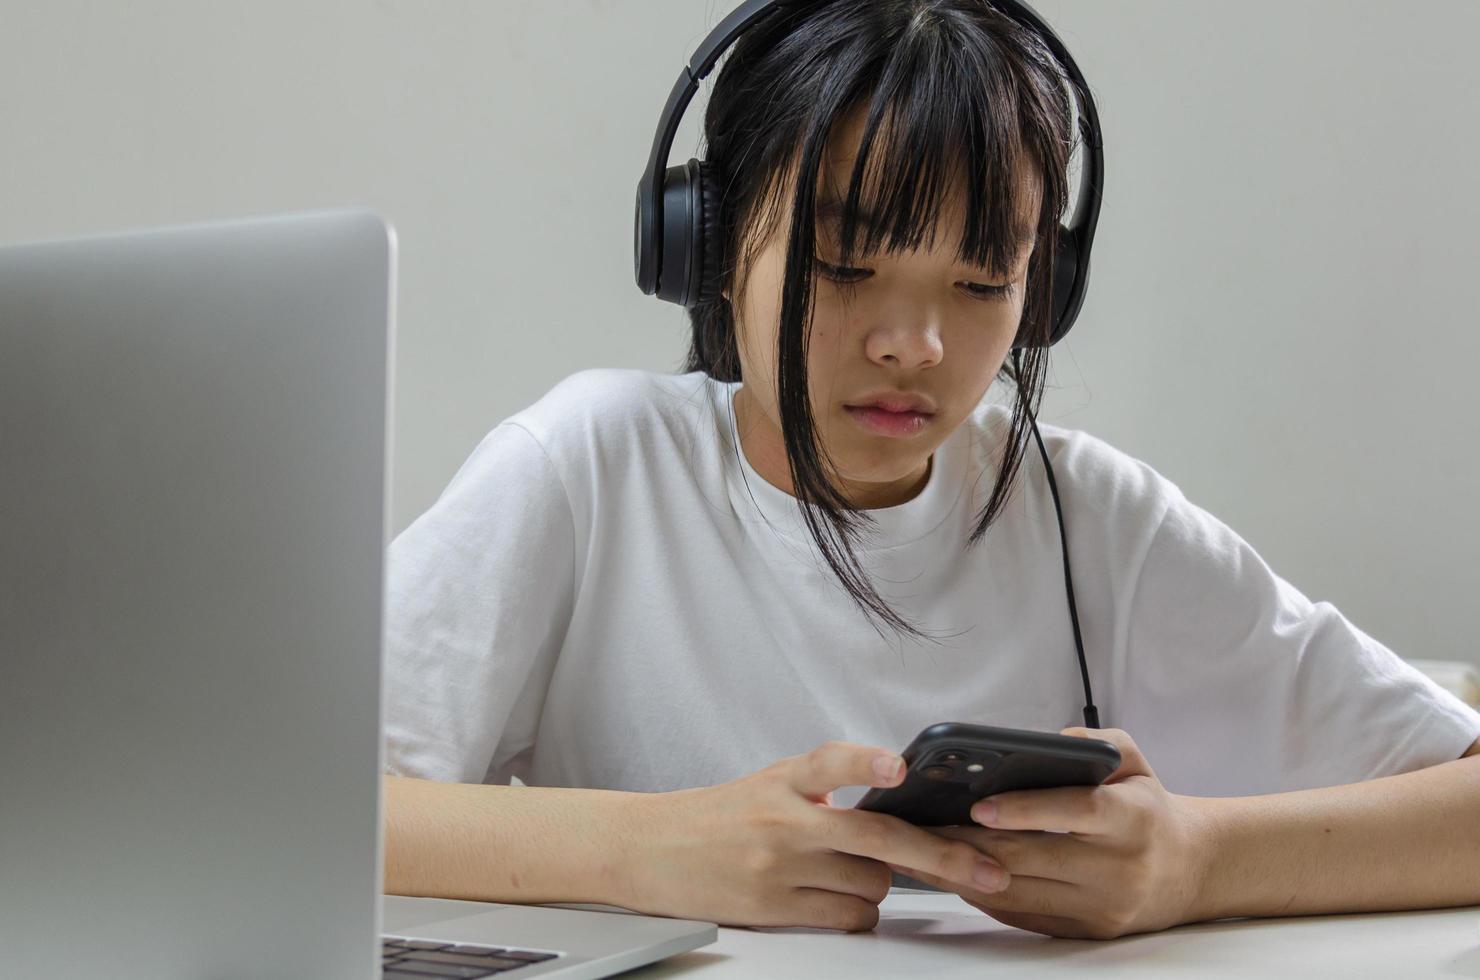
[
  {"xmin": 382, "ymin": 421, "xmax": 576, "ymax": 784},
  {"xmin": 1116, "ymin": 482, "xmax": 1480, "ymax": 798}
]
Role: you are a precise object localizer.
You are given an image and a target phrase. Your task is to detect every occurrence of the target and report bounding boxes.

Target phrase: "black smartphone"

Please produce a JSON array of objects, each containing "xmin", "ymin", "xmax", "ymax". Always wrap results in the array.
[{"xmin": 854, "ymin": 721, "xmax": 1122, "ymax": 826}]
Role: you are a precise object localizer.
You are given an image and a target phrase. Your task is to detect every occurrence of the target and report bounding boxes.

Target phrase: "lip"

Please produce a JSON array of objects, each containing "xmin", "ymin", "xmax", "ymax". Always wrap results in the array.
[
  {"xmin": 846, "ymin": 391, "xmax": 938, "ymax": 414},
  {"xmin": 844, "ymin": 405, "xmax": 934, "ymax": 438}
]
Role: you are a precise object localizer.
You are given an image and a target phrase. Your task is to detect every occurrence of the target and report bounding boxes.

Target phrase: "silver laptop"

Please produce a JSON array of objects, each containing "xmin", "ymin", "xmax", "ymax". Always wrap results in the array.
[{"xmin": 0, "ymin": 208, "xmax": 717, "ymax": 979}]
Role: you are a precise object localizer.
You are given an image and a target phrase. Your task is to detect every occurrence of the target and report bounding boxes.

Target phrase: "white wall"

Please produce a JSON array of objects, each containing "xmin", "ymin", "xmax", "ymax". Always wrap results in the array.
[{"xmin": 3, "ymin": 0, "xmax": 1476, "ymax": 668}]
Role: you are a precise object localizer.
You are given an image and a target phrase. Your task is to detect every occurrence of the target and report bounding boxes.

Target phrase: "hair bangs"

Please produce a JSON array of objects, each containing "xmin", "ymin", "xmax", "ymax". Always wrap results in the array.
[{"xmin": 827, "ymin": 20, "xmax": 1039, "ymax": 283}]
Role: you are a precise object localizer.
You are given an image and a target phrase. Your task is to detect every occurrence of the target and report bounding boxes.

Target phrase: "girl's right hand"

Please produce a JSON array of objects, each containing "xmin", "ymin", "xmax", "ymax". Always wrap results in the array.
[{"xmin": 613, "ymin": 739, "xmax": 1011, "ymax": 931}]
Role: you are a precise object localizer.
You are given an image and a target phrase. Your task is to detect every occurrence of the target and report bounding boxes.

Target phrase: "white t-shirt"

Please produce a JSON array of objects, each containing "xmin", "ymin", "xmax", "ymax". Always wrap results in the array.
[{"xmin": 382, "ymin": 368, "xmax": 1480, "ymax": 801}]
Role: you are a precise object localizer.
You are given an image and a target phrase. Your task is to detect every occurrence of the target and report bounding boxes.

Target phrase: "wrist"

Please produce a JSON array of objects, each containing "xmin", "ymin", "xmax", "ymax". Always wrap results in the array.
[
  {"xmin": 598, "ymin": 788, "xmax": 667, "ymax": 911},
  {"xmin": 1177, "ymin": 794, "xmax": 1229, "ymax": 925}
]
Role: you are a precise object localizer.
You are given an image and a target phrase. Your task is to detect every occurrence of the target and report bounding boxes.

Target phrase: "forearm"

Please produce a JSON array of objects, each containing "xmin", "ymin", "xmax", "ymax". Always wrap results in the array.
[
  {"xmin": 1185, "ymin": 755, "xmax": 1480, "ymax": 922},
  {"xmin": 382, "ymin": 775, "xmax": 643, "ymax": 906}
]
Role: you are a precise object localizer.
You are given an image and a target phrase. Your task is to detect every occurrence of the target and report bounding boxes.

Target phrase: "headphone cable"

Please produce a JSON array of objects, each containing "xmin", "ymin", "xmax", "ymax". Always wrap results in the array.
[{"xmin": 1016, "ymin": 349, "xmax": 1100, "ymax": 729}]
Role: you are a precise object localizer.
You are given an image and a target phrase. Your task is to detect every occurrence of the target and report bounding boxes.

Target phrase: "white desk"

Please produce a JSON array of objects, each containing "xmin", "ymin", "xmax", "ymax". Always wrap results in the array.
[{"xmin": 597, "ymin": 889, "xmax": 1480, "ymax": 978}]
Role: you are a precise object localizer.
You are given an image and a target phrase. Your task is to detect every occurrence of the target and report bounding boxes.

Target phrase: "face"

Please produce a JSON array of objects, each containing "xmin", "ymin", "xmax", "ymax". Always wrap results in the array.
[{"xmin": 726, "ymin": 109, "xmax": 1043, "ymax": 510}]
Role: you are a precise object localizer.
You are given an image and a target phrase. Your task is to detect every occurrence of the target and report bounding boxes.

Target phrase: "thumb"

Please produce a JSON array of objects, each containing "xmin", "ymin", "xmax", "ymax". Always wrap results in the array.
[
  {"xmin": 1060, "ymin": 726, "xmax": 1156, "ymax": 783},
  {"xmin": 785, "ymin": 740, "xmax": 905, "ymax": 800}
]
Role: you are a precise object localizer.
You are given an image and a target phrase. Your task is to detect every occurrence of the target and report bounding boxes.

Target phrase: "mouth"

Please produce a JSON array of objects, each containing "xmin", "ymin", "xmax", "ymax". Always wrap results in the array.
[{"xmin": 843, "ymin": 404, "xmax": 935, "ymax": 438}]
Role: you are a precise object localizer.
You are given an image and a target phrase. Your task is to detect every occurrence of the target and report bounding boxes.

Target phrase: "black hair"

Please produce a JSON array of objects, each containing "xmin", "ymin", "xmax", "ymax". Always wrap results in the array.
[{"xmin": 681, "ymin": 0, "xmax": 1082, "ymax": 642}]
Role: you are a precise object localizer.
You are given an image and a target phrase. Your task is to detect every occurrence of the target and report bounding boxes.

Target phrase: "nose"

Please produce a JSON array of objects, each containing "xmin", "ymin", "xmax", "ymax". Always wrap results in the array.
[{"xmin": 863, "ymin": 308, "xmax": 944, "ymax": 370}]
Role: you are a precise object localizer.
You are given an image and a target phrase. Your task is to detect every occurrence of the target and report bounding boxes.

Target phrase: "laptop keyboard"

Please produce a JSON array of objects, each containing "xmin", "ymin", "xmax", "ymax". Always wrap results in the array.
[{"xmin": 381, "ymin": 936, "xmax": 561, "ymax": 977}]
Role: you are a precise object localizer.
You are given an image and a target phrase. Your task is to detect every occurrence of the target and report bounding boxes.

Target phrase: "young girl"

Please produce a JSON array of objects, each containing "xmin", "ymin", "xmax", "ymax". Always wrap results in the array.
[{"xmin": 381, "ymin": 0, "xmax": 1480, "ymax": 940}]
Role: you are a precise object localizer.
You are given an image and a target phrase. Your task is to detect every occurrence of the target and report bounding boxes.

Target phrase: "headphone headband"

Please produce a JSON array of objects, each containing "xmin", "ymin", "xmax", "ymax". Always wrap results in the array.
[{"xmin": 635, "ymin": 0, "xmax": 1104, "ymax": 346}]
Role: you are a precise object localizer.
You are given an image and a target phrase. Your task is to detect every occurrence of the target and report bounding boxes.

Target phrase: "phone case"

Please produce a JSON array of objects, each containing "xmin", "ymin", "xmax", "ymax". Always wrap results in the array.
[{"xmin": 854, "ymin": 721, "xmax": 1121, "ymax": 826}]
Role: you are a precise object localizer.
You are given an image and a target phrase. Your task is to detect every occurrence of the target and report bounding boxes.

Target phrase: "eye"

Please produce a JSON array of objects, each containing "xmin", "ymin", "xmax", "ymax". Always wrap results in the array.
[
  {"xmin": 961, "ymin": 282, "xmax": 1014, "ymax": 301},
  {"xmin": 815, "ymin": 256, "xmax": 1014, "ymax": 301},
  {"xmin": 814, "ymin": 257, "xmax": 871, "ymax": 285}
]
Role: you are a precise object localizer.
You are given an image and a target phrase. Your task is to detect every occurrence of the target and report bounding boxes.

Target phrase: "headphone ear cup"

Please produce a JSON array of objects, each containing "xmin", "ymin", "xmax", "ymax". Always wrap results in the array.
[
  {"xmin": 1013, "ymin": 223, "xmax": 1082, "ymax": 351},
  {"xmin": 656, "ymin": 159, "xmax": 724, "ymax": 308},
  {"xmin": 656, "ymin": 158, "xmax": 725, "ymax": 308},
  {"xmin": 1048, "ymin": 223, "xmax": 1080, "ymax": 346},
  {"xmin": 657, "ymin": 161, "xmax": 697, "ymax": 306},
  {"xmin": 692, "ymin": 160, "xmax": 724, "ymax": 307}
]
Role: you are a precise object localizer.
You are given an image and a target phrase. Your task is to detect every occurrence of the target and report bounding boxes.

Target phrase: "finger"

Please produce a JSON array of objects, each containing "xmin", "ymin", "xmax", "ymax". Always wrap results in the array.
[
  {"xmin": 885, "ymin": 862, "xmax": 1006, "ymax": 898},
  {"xmin": 889, "ymin": 861, "xmax": 1087, "ymax": 922},
  {"xmin": 785, "ymin": 740, "xmax": 904, "ymax": 801},
  {"xmin": 1060, "ymin": 726, "xmax": 1156, "ymax": 783},
  {"xmin": 898, "ymin": 848, "xmax": 1109, "ymax": 936},
  {"xmin": 798, "ymin": 851, "xmax": 893, "ymax": 905},
  {"xmin": 977, "ymin": 905, "xmax": 1100, "ymax": 940},
  {"xmin": 965, "ymin": 875, "xmax": 1113, "ymax": 933},
  {"xmin": 824, "ymin": 808, "xmax": 1008, "ymax": 893},
  {"xmin": 970, "ymin": 783, "xmax": 1130, "ymax": 836},
  {"xmin": 787, "ymin": 887, "xmax": 882, "ymax": 932},
  {"xmin": 927, "ymin": 826, "xmax": 1091, "ymax": 884}
]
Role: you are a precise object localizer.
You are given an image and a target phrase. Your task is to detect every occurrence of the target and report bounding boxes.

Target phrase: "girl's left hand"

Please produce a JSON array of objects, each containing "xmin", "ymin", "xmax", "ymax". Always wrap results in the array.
[{"xmin": 887, "ymin": 727, "xmax": 1213, "ymax": 940}]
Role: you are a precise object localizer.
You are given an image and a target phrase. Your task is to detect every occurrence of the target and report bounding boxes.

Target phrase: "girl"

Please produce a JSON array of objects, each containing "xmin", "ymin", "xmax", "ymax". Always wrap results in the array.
[{"xmin": 381, "ymin": 0, "xmax": 1480, "ymax": 940}]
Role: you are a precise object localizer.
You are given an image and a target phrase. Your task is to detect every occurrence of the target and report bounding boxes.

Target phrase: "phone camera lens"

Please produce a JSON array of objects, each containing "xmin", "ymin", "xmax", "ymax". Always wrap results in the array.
[
  {"xmin": 922, "ymin": 764, "xmax": 954, "ymax": 780},
  {"xmin": 939, "ymin": 751, "xmax": 966, "ymax": 763}
]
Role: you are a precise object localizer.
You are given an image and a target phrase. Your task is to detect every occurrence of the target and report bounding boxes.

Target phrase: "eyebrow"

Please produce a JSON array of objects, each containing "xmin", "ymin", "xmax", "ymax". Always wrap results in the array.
[{"xmin": 814, "ymin": 196, "xmax": 1038, "ymax": 249}]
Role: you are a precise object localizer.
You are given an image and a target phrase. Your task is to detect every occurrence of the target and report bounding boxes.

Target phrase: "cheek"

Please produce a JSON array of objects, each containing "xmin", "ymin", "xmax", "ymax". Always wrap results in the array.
[
  {"xmin": 735, "ymin": 266, "xmax": 785, "ymax": 368},
  {"xmin": 956, "ymin": 302, "xmax": 1023, "ymax": 366},
  {"xmin": 735, "ymin": 300, "xmax": 776, "ymax": 377},
  {"xmin": 800, "ymin": 312, "xmax": 852, "ymax": 409},
  {"xmin": 803, "ymin": 308, "xmax": 848, "ymax": 360}
]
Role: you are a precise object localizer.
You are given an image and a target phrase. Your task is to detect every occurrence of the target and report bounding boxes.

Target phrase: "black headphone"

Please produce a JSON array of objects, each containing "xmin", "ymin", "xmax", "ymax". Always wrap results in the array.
[{"xmin": 634, "ymin": 0, "xmax": 1103, "ymax": 728}]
